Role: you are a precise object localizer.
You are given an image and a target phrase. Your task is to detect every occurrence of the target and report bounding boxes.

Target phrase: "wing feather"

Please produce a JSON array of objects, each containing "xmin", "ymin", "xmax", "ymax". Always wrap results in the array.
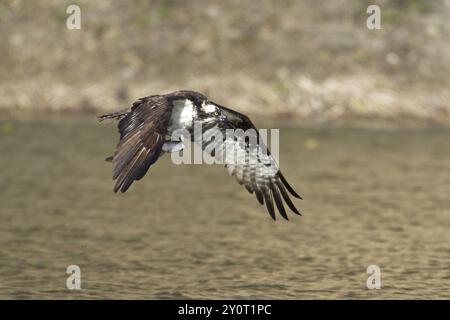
[
  {"xmin": 199, "ymin": 104, "xmax": 301, "ymax": 220},
  {"xmin": 270, "ymin": 183, "xmax": 288, "ymax": 220},
  {"xmin": 262, "ymin": 186, "xmax": 276, "ymax": 220},
  {"xmin": 109, "ymin": 96, "xmax": 172, "ymax": 193},
  {"xmin": 275, "ymin": 179, "xmax": 301, "ymax": 216}
]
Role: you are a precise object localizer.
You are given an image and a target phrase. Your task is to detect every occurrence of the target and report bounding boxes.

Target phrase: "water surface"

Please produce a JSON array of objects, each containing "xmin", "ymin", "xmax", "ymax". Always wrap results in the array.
[{"xmin": 0, "ymin": 118, "xmax": 449, "ymax": 299}]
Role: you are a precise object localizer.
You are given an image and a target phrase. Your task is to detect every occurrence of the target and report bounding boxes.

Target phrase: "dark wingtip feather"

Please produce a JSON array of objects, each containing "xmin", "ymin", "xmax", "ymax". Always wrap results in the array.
[
  {"xmin": 105, "ymin": 156, "xmax": 113, "ymax": 162},
  {"xmin": 288, "ymin": 201, "xmax": 301, "ymax": 216},
  {"xmin": 279, "ymin": 172, "xmax": 302, "ymax": 199},
  {"xmin": 113, "ymin": 178, "xmax": 131, "ymax": 193},
  {"xmin": 266, "ymin": 207, "xmax": 276, "ymax": 221},
  {"xmin": 262, "ymin": 189, "xmax": 276, "ymax": 220},
  {"xmin": 255, "ymin": 189, "xmax": 264, "ymax": 205},
  {"xmin": 270, "ymin": 185, "xmax": 288, "ymax": 220},
  {"xmin": 276, "ymin": 180, "xmax": 302, "ymax": 216}
]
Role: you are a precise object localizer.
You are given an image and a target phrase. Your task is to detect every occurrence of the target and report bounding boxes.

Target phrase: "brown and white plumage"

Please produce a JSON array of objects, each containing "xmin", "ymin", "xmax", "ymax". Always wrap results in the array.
[
  {"xmin": 106, "ymin": 96, "xmax": 172, "ymax": 193},
  {"xmin": 98, "ymin": 90, "xmax": 302, "ymax": 220},
  {"xmin": 200, "ymin": 105, "xmax": 302, "ymax": 220}
]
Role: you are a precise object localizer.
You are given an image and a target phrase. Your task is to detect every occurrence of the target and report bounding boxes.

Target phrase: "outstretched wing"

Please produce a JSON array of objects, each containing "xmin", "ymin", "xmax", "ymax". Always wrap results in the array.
[
  {"xmin": 109, "ymin": 96, "xmax": 172, "ymax": 193},
  {"xmin": 201, "ymin": 106, "xmax": 302, "ymax": 220}
]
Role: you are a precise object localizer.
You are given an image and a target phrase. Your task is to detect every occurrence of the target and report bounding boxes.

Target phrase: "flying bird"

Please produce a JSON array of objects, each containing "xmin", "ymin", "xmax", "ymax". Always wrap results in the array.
[{"xmin": 98, "ymin": 90, "xmax": 302, "ymax": 220}]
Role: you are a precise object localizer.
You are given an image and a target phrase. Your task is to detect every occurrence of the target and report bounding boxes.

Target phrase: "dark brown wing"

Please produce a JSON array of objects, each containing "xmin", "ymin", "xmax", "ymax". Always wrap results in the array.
[
  {"xmin": 111, "ymin": 96, "xmax": 172, "ymax": 193},
  {"xmin": 202, "ymin": 106, "xmax": 302, "ymax": 220}
]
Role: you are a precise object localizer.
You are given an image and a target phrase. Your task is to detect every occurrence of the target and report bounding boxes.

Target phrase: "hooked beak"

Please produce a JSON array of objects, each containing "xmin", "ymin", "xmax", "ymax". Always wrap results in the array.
[{"xmin": 219, "ymin": 114, "xmax": 227, "ymax": 122}]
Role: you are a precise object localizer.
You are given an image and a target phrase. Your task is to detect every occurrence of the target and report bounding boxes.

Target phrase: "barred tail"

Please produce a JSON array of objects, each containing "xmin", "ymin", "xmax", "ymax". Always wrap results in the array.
[{"xmin": 97, "ymin": 110, "xmax": 129, "ymax": 122}]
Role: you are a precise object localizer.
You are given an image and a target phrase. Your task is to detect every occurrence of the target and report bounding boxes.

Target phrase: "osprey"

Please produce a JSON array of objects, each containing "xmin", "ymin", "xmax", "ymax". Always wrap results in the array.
[{"xmin": 98, "ymin": 90, "xmax": 302, "ymax": 220}]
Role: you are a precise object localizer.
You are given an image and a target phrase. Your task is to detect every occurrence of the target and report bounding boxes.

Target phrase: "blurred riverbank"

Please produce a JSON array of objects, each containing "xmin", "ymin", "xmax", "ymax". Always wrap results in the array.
[{"xmin": 0, "ymin": 1, "xmax": 449, "ymax": 125}]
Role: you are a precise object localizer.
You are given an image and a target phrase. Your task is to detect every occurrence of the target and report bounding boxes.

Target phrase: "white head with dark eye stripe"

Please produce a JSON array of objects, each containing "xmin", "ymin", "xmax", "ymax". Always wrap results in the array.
[
  {"xmin": 202, "ymin": 101, "xmax": 219, "ymax": 115},
  {"xmin": 196, "ymin": 100, "xmax": 227, "ymax": 124}
]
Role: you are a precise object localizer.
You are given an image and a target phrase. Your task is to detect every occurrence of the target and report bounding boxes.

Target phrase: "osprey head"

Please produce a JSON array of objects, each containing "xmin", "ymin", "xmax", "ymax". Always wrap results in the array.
[
  {"xmin": 166, "ymin": 90, "xmax": 227, "ymax": 125},
  {"xmin": 167, "ymin": 90, "xmax": 207, "ymax": 107},
  {"xmin": 198, "ymin": 100, "xmax": 226, "ymax": 122}
]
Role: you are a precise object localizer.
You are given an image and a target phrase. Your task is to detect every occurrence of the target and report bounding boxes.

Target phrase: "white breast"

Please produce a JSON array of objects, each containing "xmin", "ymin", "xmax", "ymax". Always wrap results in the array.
[{"xmin": 170, "ymin": 99, "xmax": 195, "ymax": 129}]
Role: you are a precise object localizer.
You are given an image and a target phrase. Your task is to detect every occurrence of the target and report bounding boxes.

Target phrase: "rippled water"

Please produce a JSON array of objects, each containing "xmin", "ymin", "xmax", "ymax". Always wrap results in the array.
[{"xmin": 0, "ymin": 118, "xmax": 449, "ymax": 299}]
